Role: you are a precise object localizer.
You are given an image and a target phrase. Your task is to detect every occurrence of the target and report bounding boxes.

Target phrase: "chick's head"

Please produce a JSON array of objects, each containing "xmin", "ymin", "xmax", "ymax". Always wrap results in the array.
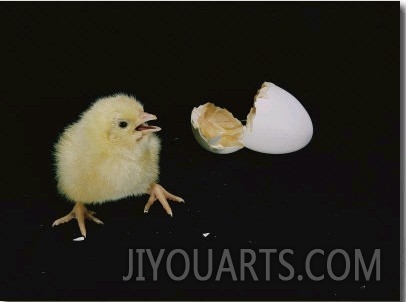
[{"xmin": 82, "ymin": 94, "xmax": 161, "ymax": 149}]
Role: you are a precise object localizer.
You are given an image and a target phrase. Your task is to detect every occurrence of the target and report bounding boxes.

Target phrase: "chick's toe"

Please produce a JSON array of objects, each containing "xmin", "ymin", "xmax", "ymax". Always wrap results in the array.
[
  {"xmin": 144, "ymin": 183, "xmax": 184, "ymax": 217},
  {"xmin": 52, "ymin": 202, "xmax": 103, "ymax": 238}
]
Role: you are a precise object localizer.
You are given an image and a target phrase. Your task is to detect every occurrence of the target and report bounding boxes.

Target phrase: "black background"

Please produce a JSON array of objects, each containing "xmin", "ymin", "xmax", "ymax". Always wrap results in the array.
[{"xmin": 0, "ymin": 2, "xmax": 399, "ymax": 301}]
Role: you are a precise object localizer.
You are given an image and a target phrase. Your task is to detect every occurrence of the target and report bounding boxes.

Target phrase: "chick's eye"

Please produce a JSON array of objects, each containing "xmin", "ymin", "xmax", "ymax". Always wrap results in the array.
[{"xmin": 119, "ymin": 121, "xmax": 128, "ymax": 128}]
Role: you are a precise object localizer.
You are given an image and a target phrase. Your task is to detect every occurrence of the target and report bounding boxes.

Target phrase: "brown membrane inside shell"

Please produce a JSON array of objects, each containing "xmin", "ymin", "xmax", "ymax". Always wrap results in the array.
[
  {"xmin": 197, "ymin": 103, "xmax": 243, "ymax": 147},
  {"xmin": 245, "ymin": 106, "xmax": 256, "ymax": 131}
]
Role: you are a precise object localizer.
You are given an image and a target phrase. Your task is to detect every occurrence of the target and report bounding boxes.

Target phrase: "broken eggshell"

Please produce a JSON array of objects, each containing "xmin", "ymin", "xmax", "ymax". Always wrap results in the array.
[
  {"xmin": 191, "ymin": 82, "xmax": 313, "ymax": 154},
  {"xmin": 191, "ymin": 103, "xmax": 244, "ymax": 154}
]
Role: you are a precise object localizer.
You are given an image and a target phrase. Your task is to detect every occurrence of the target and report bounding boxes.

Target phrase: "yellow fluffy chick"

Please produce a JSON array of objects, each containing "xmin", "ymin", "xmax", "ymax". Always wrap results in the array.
[{"xmin": 52, "ymin": 94, "xmax": 184, "ymax": 238}]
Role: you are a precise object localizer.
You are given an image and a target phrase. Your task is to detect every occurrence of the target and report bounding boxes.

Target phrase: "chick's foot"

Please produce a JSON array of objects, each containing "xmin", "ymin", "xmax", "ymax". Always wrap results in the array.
[
  {"xmin": 144, "ymin": 183, "xmax": 184, "ymax": 217},
  {"xmin": 52, "ymin": 202, "xmax": 103, "ymax": 237}
]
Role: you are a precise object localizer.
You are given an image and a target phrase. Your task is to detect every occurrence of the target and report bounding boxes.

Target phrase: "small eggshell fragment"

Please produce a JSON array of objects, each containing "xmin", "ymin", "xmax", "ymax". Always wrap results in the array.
[{"xmin": 242, "ymin": 82, "xmax": 313, "ymax": 154}]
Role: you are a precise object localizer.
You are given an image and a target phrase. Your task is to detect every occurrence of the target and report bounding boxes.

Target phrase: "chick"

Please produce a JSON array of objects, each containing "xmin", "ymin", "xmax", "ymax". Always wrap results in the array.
[{"xmin": 52, "ymin": 94, "xmax": 184, "ymax": 238}]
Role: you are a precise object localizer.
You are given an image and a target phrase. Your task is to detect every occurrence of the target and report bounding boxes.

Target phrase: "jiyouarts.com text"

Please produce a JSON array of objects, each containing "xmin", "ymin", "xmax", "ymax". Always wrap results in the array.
[{"xmin": 123, "ymin": 248, "xmax": 380, "ymax": 282}]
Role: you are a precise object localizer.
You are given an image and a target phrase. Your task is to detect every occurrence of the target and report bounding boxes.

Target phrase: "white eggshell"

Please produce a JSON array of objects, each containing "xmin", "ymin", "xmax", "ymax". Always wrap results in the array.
[
  {"xmin": 242, "ymin": 82, "xmax": 313, "ymax": 154},
  {"xmin": 73, "ymin": 236, "xmax": 85, "ymax": 241},
  {"xmin": 191, "ymin": 104, "xmax": 244, "ymax": 154},
  {"xmin": 191, "ymin": 126, "xmax": 243, "ymax": 154}
]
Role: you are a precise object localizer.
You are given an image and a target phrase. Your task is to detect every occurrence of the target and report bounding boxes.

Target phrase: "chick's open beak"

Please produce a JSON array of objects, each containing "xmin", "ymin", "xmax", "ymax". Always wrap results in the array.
[{"xmin": 135, "ymin": 112, "xmax": 162, "ymax": 133}]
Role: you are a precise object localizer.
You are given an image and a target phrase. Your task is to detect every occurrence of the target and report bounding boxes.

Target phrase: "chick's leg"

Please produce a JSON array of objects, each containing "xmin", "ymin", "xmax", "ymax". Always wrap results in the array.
[
  {"xmin": 144, "ymin": 183, "xmax": 184, "ymax": 217},
  {"xmin": 52, "ymin": 202, "xmax": 103, "ymax": 237}
]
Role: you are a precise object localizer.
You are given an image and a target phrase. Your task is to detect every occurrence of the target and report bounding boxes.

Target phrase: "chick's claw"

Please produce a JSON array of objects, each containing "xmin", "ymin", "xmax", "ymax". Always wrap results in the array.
[
  {"xmin": 144, "ymin": 183, "xmax": 184, "ymax": 217},
  {"xmin": 52, "ymin": 212, "xmax": 75, "ymax": 226},
  {"xmin": 52, "ymin": 202, "xmax": 103, "ymax": 238}
]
